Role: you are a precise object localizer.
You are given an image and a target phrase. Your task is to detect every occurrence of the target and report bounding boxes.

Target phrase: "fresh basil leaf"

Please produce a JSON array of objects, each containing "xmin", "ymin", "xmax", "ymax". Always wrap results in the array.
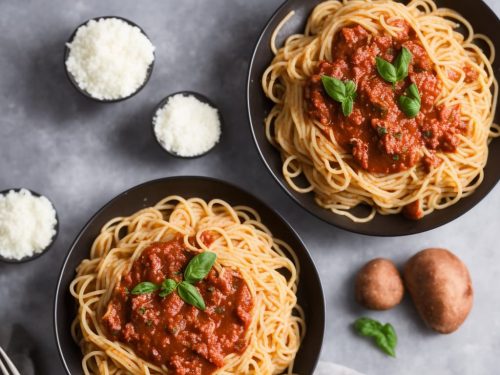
[
  {"xmin": 377, "ymin": 48, "xmax": 412, "ymax": 84},
  {"xmin": 399, "ymin": 83, "xmax": 421, "ymax": 118},
  {"xmin": 394, "ymin": 47, "xmax": 412, "ymax": 81},
  {"xmin": 399, "ymin": 96, "xmax": 420, "ymax": 117},
  {"xmin": 354, "ymin": 317, "xmax": 383, "ymax": 336},
  {"xmin": 376, "ymin": 57, "xmax": 398, "ymax": 83},
  {"xmin": 131, "ymin": 282, "xmax": 159, "ymax": 295},
  {"xmin": 371, "ymin": 323, "xmax": 397, "ymax": 357},
  {"xmin": 345, "ymin": 80, "xmax": 357, "ymax": 98},
  {"xmin": 159, "ymin": 278, "xmax": 178, "ymax": 298},
  {"xmin": 381, "ymin": 323, "xmax": 397, "ymax": 355},
  {"xmin": 406, "ymin": 83, "xmax": 421, "ymax": 103},
  {"xmin": 321, "ymin": 76, "xmax": 357, "ymax": 117},
  {"xmin": 354, "ymin": 317, "xmax": 397, "ymax": 357},
  {"xmin": 399, "ymin": 96, "xmax": 420, "ymax": 118},
  {"xmin": 321, "ymin": 75, "xmax": 347, "ymax": 102},
  {"xmin": 177, "ymin": 281, "xmax": 206, "ymax": 310},
  {"xmin": 341, "ymin": 97, "xmax": 354, "ymax": 117},
  {"xmin": 184, "ymin": 252, "xmax": 217, "ymax": 284}
]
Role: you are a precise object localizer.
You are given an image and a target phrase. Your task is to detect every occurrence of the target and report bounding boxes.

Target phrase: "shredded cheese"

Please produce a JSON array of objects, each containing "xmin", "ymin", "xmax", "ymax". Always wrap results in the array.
[
  {"xmin": 66, "ymin": 18, "xmax": 155, "ymax": 100},
  {"xmin": 153, "ymin": 94, "xmax": 222, "ymax": 157},
  {"xmin": 0, "ymin": 189, "xmax": 57, "ymax": 260}
]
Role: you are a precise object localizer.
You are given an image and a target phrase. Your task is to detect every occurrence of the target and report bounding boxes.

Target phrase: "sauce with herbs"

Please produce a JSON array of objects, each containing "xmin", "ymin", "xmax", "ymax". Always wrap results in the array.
[
  {"xmin": 102, "ymin": 238, "xmax": 253, "ymax": 375},
  {"xmin": 307, "ymin": 23, "xmax": 466, "ymax": 174}
]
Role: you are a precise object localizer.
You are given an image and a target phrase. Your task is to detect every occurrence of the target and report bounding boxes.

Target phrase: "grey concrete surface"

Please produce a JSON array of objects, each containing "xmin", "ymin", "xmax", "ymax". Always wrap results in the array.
[{"xmin": 0, "ymin": 0, "xmax": 499, "ymax": 374}]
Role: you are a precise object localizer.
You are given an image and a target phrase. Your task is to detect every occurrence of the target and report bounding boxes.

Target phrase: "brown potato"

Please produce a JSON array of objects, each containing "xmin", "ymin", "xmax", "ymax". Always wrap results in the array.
[
  {"xmin": 404, "ymin": 248, "xmax": 473, "ymax": 334},
  {"xmin": 355, "ymin": 258, "xmax": 404, "ymax": 310}
]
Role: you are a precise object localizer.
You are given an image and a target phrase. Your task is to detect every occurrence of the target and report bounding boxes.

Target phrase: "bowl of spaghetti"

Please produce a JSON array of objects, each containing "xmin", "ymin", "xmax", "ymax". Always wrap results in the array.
[
  {"xmin": 248, "ymin": 0, "xmax": 500, "ymax": 236},
  {"xmin": 54, "ymin": 176, "xmax": 324, "ymax": 374}
]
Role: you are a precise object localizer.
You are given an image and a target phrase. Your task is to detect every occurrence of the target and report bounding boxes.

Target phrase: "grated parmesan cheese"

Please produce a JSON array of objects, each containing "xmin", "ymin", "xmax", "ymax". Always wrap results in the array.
[
  {"xmin": 0, "ymin": 189, "xmax": 57, "ymax": 260},
  {"xmin": 66, "ymin": 18, "xmax": 155, "ymax": 100},
  {"xmin": 153, "ymin": 94, "xmax": 222, "ymax": 157}
]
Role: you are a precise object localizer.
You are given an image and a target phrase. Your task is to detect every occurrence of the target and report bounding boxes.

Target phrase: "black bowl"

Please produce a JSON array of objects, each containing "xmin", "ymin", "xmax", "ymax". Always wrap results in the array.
[
  {"xmin": 0, "ymin": 188, "xmax": 59, "ymax": 263},
  {"xmin": 54, "ymin": 176, "xmax": 325, "ymax": 374},
  {"xmin": 64, "ymin": 16, "xmax": 155, "ymax": 103},
  {"xmin": 151, "ymin": 91, "xmax": 223, "ymax": 159},
  {"xmin": 247, "ymin": 0, "xmax": 500, "ymax": 236}
]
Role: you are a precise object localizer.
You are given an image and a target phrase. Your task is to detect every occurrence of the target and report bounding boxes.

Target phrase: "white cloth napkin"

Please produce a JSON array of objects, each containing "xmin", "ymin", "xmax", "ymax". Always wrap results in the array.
[{"xmin": 315, "ymin": 361, "xmax": 366, "ymax": 375}]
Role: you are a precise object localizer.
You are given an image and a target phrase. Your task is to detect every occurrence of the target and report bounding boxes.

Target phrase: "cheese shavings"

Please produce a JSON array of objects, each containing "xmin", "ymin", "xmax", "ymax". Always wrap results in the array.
[
  {"xmin": 66, "ymin": 18, "xmax": 155, "ymax": 100},
  {"xmin": 153, "ymin": 94, "xmax": 221, "ymax": 157},
  {"xmin": 0, "ymin": 189, "xmax": 57, "ymax": 260}
]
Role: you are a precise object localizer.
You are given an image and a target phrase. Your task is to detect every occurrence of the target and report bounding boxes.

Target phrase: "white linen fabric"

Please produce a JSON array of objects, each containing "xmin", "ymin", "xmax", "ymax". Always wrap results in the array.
[{"xmin": 315, "ymin": 361, "xmax": 366, "ymax": 375}]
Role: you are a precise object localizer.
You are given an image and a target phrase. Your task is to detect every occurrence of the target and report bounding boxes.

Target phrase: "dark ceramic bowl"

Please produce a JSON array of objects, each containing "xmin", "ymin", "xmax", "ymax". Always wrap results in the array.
[
  {"xmin": 54, "ymin": 176, "xmax": 324, "ymax": 374},
  {"xmin": 0, "ymin": 188, "xmax": 59, "ymax": 263},
  {"xmin": 64, "ymin": 16, "xmax": 155, "ymax": 103},
  {"xmin": 151, "ymin": 91, "xmax": 223, "ymax": 159},
  {"xmin": 247, "ymin": 0, "xmax": 500, "ymax": 236}
]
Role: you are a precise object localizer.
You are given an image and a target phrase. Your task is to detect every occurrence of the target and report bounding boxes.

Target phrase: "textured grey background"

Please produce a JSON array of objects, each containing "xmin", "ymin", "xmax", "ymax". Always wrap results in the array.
[{"xmin": 0, "ymin": 0, "xmax": 499, "ymax": 374}]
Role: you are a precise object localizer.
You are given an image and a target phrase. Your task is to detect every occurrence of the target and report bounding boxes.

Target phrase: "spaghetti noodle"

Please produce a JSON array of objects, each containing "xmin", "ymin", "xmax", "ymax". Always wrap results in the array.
[
  {"xmin": 70, "ymin": 196, "xmax": 304, "ymax": 374},
  {"xmin": 262, "ymin": 0, "xmax": 499, "ymax": 222}
]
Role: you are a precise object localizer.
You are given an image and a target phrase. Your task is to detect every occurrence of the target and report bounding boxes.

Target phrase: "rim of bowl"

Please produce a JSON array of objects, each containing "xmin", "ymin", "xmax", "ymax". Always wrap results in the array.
[
  {"xmin": 53, "ymin": 175, "xmax": 325, "ymax": 375},
  {"xmin": 64, "ymin": 16, "xmax": 155, "ymax": 103},
  {"xmin": 151, "ymin": 91, "xmax": 223, "ymax": 159},
  {"xmin": 0, "ymin": 188, "xmax": 59, "ymax": 264}
]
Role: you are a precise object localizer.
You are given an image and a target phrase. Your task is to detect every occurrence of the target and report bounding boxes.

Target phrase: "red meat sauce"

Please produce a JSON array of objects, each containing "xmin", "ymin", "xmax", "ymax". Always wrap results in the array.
[
  {"xmin": 307, "ymin": 22, "xmax": 467, "ymax": 177},
  {"xmin": 101, "ymin": 236, "xmax": 253, "ymax": 375}
]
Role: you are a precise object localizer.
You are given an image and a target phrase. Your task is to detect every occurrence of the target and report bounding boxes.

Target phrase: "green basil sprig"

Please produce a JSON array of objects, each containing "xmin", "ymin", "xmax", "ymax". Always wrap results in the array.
[
  {"xmin": 131, "ymin": 282, "xmax": 159, "ymax": 295},
  {"xmin": 321, "ymin": 76, "xmax": 357, "ymax": 116},
  {"xmin": 398, "ymin": 83, "xmax": 421, "ymax": 118},
  {"xmin": 354, "ymin": 317, "xmax": 398, "ymax": 357},
  {"xmin": 376, "ymin": 47, "xmax": 412, "ymax": 85},
  {"xmin": 159, "ymin": 278, "xmax": 177, "ymax": 298},
  {"xmin": 184, "ymin": 251, "xmax": 217, "ymax": 284},
  {"xmin": 178, "ymin": 281, "xmax": 206, "ymax": 310},
  {"xmin": 130, "ymin": 251, "xmax": 217, "ymax": 311}
]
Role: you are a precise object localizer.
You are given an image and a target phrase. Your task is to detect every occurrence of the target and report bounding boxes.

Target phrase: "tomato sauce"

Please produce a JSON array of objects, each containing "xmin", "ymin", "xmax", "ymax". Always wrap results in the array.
[
  {"xmin": 102, "ymin": 238, "xmax": 253, "ymax": 375},
  {"xmin": 307, "ymin": 23, "xmax": 466, "ymax": 174}
]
